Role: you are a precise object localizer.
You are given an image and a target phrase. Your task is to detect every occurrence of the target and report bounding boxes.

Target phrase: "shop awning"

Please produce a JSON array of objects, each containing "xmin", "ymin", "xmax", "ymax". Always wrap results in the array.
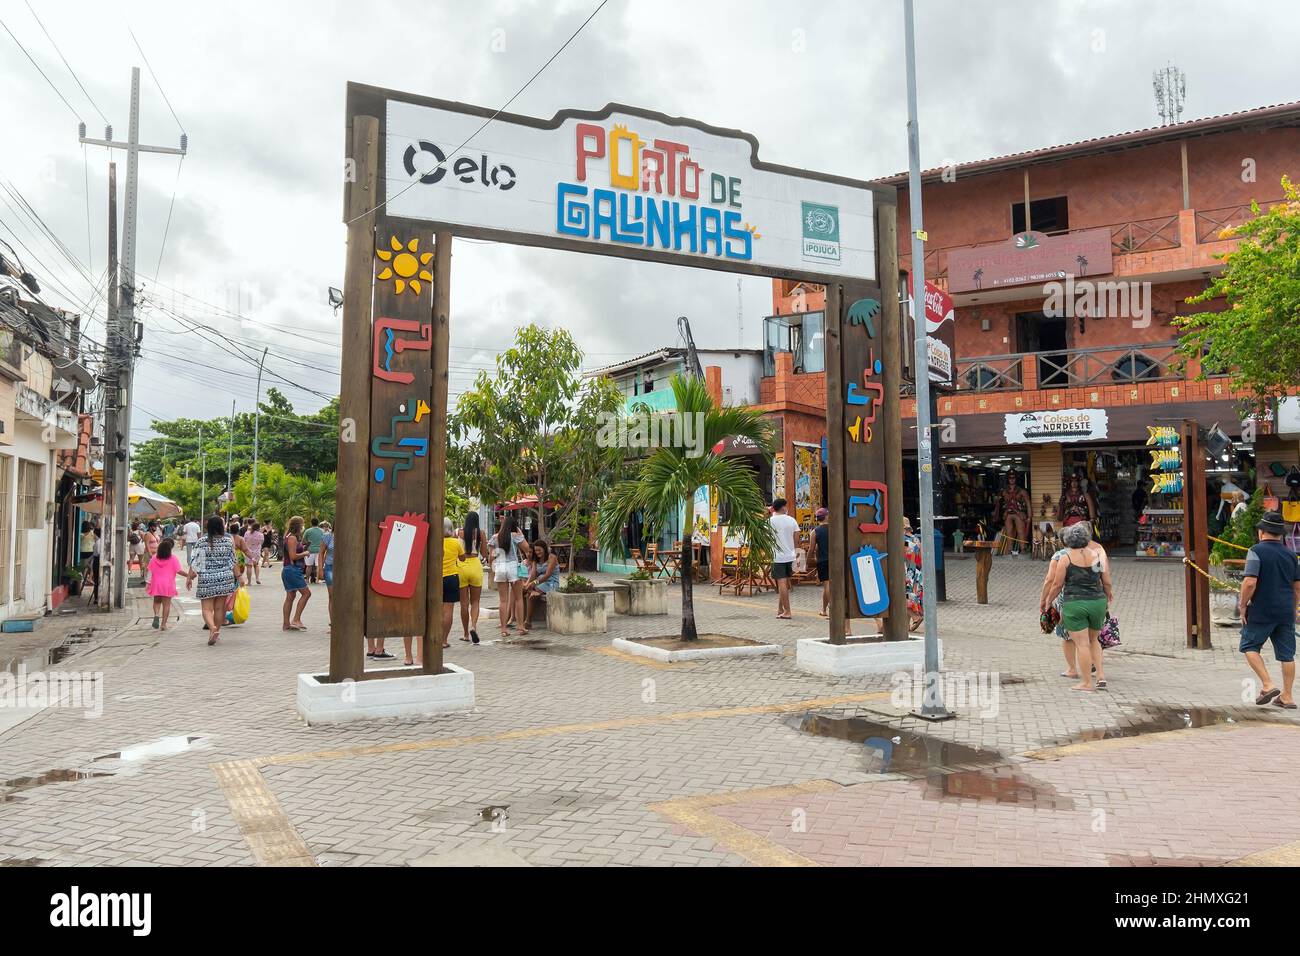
[{"xmin": 71, "ymin": 483, "xmax": 182, "ymax": 520}]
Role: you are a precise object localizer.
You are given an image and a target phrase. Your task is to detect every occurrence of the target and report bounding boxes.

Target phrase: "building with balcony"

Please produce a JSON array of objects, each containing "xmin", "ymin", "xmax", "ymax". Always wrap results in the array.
[
  {"xmin": 0, "ymin": 283, "xmax": 97, "ymax": 620},
  {"xmin": 758, "ymin": 102, "xmax": 1300, "ymax": 554}
]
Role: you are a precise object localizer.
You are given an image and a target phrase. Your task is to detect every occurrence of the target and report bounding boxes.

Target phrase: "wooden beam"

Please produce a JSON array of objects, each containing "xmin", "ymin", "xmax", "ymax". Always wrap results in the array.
[
  {"xmin": 423, "ymin": 232, "xmax": 452, "ymax": 673},
  {"xmin": 878, "ymin": 205, "xmax": 907, "ymax": 642},
  {"xmin": 824, "ymin": 282, "xmax": 846, "ymax": 644},
  {"xmin": 330, "ymin": 114, "xmax": 378, "ymax": 683}
]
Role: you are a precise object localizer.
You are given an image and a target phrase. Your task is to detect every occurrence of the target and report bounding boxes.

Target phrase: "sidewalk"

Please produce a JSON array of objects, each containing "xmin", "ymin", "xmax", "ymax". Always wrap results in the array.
[{"xmin": 0, "ymin": 554, "xmax": 1291, "ymax": 867}]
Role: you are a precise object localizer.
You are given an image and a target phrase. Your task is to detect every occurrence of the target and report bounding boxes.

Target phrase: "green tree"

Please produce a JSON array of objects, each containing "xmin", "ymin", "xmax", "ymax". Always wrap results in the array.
[
  {"xmin": 450, "ymin": 324, "xmax": 625, "ymax": 545},
  {"xmin": 1176, "ymin": 178, "xmax": 1300, "ymax": 405},
  {"xmin": 154, "ymin": 467, "xmax": 222, "ymax": 519},
  {"xmin": 597, "ymin": 375, "xmax": 775, "ymax": 641}
]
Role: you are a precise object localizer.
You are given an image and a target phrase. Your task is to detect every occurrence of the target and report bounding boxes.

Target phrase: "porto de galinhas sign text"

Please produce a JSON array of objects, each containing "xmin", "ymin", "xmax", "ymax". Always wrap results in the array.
[{"xmin": 384, "ymin": 100, "xmax": 875, "ymax": 281}]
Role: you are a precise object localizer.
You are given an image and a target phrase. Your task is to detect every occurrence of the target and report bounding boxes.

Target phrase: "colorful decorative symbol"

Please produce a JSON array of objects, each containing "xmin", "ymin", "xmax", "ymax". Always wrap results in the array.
[
  {"xmin": 373, "ymin": 317, "xmax": 432, "ymax": 384},
  {"xmin": 846, "ymin": 381, "xmax": 885, "ymax": 423},
  {"xmin": 847, "ymin": 298, "xmax": 881, "ymax": 337},
  {"xmin": 371, "ymin": 399, "xmax": 432, "ymax": 488},
  {"xmin": 376, "ymin": 235, "xmax": 433, "ymax": 295},
  {"xmin": 865, "ymin": 347, "xmax": 882, "ymax": 377},
  {"xmin": 370, "ymin": 512, "xmax": 429, "ymax": 599},
  {"xmin": 849, "ymin": 480, "xmax": 888, "ymax": 533},
  {"xmin": 846, "ymin": 416, "xmax": 872, "ymax": 444},
  {"xmin": 850, "ymin": 544, "xmax": 889, "ymax": 616}
]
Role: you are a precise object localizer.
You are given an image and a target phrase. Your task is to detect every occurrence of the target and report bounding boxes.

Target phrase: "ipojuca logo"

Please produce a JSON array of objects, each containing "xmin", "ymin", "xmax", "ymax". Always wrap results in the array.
[{"xmin": 402, "ymin": 140, "xmax": 517, "ymax": 190}]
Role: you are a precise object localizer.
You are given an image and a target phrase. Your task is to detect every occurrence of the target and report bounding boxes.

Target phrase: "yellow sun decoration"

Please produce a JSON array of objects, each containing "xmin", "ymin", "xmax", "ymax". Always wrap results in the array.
[{"xmin": 376, "ymin": 235, "xmax": 434, "ymax": 294}]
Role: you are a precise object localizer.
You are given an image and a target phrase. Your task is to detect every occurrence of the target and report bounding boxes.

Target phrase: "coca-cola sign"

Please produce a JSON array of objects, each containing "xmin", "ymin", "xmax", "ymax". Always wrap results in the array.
[{"xmin": 911, "ymin": 277, "xmax": 955, "ymax": 388}]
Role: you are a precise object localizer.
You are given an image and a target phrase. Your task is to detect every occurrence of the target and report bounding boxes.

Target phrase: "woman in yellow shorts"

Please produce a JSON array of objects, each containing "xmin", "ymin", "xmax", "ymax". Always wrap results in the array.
[{"xmin": 457, "ymin": 512, "xmax": 491, "ymax": 645}]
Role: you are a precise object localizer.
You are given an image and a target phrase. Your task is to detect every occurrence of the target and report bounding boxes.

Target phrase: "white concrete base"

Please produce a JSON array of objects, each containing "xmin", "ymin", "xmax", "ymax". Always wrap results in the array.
[
  {"xmin": 296, "ymin": 663, "xmax": 475, "ymax": 725},
  {"xmin": 612, "ymin": 636, "xmax": 780, "ymax": 663},
  {"xmin": 795, "ymin": 636, "xmax": 939, "ymax": 677}
]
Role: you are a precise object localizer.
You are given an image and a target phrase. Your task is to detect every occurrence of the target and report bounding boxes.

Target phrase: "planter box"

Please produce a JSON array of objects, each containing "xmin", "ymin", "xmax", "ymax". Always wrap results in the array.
[
  {"xmin": 546, "ymin": 590, "xmax": 607, "ymax": 635},
  {"xmin": 795, "ymin": 636, "xmax": 939, "ymax": 677},
  {"xmin": 612, "ymin": 578, "xmax": 669, "ymax": 616},
  {"xmin": 296, "ymin": 664, "xmax": 475, "ymax": 725}
]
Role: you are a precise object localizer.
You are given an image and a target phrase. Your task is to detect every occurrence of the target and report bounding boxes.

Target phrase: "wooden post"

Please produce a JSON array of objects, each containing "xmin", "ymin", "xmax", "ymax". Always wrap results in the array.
[
  {"xmin": 824, "ymin": 283, "xmax": 847, "ymax": 644},
  {"xmin": 423, "ymin": 232, "xmax": 452, "ymax": 673},
  {"xmin": 878, "ymin": 205, "xmax": 907, "ymax": 642},
  {"xmin": 1183, "ymin": 420, "xmax": 1212, "ymax": 649},
  {"xmin": 331, "ymin": 114, "xmax": 378, "ymax": 683}
]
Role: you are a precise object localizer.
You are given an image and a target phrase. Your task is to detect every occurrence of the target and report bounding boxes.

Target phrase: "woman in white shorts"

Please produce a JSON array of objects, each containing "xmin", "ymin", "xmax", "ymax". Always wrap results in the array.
[{"xmin": 491, "ymin": 517, "xmax": 527, "ymax": 638}]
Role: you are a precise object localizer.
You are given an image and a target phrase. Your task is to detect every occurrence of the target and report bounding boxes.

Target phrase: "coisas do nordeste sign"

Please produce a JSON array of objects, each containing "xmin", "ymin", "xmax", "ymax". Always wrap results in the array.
[{"xmin": 383, "ymin": 100, "xmax": 875, "ymax": 280}]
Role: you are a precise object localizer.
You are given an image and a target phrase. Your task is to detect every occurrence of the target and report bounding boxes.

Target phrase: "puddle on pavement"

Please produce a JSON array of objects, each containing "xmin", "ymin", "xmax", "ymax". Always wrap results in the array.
[
  {"xmin": 0, "ymin": 857, "xmax": 47, "ymax": 866},
  {"xmin": 1056, "ymin": 705, "xmax": 1260, "ymax": 746},
  {"xmin": 922, "ymin": 766, "xmax": 1075, "ymax": 810},
  {"xmin": 787, "ymin": 713, "xmax": 1003, "ymax": 775},
  {"xmin": 478, "ymin": 805, "xmax": 509, "ymax": 824},
  {"xmin": 3, "ymin": 645, "xmax": 73, "ymax": 674},
  {"xmin": 495, "ymin": 639, "xmax": 581, "ymax": 656},
  {"xmin": 0, "ymin": 768, "xmax": 113, "ymax": 799},
  {"xmin": 94, "ymin": 735, "xmax": 207, "ymax": 763}
]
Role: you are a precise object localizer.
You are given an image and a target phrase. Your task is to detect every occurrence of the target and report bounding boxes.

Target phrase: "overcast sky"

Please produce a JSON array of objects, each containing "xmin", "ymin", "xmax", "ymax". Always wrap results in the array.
[{"xmin": 2, "ymin": 0, "xmax": 1295, "ymax": 444}]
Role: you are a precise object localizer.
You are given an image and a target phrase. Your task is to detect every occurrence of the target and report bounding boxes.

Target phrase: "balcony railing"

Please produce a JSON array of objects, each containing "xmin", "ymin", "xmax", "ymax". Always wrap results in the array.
[
  {"xmin": 1194, "ymin": 199, "xmax": 1281, "ymax": 243},
  {"xmin": 955, "ymin": 341, "xmax": 1214, "ymax": 393}
]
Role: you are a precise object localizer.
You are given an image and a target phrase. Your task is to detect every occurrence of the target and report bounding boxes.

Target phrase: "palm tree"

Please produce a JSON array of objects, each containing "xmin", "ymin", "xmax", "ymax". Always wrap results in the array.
[{"xmin": 598, "ymin": 375, "xmax": 776, "ymax": 641}]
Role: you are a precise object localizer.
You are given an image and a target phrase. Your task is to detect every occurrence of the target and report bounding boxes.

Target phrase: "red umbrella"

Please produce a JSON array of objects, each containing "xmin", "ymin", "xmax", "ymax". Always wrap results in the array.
[{"xmin": 499, "ymin": 494, "xmax": 563, "ymax": 510}]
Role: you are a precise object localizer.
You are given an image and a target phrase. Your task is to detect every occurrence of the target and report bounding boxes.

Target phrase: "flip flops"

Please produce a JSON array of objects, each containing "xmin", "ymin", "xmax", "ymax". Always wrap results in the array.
[
  {"xmin": 1273, "ymin": 698, "xmax": 1298, "ymax": 710},
  {"xmin": 1257, "ymin": 688, "xmax": 1282, "ymax": 706}
]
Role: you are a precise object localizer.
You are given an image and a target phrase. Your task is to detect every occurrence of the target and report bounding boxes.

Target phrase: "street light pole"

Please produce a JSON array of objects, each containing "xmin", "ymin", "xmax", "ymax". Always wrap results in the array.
[
  {"xmin": 904, "ymin": 0, "xmax": 948, "ymax": 719},
  {"xmin": 198, "ymin": 422, "xmax": 206, "ymax": 519},
  {"xmin": 252, "ymin": 347, "xmax": 268, "ymax": 515}
]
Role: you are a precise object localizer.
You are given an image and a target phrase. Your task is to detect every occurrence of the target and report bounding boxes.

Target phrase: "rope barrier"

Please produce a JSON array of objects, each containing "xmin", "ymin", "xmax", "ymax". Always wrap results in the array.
[
  {"xmin": 1183, "ymin": 556, "xmax": 1241, "ymax": 593},
  {"xmin": 1208, "ymin": 534, "xmax": 1249, "ymax": 553}
]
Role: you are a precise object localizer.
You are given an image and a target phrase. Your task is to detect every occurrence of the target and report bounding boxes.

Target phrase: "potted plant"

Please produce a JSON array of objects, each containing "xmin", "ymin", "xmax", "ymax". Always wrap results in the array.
[
  {"xmin": 546, "ymin": 573, "xmax": 607, "ymax": 635},
  {"xmin": 62, "ymin": 565, "xmax": 83, "ymax": 596}
]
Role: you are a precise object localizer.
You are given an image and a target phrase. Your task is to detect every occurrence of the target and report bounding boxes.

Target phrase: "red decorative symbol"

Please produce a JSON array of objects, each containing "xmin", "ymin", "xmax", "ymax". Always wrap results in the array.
[
  {"xmin": 370, "ymin": 512, "xmax": 429, "ymax": 599},
  {"xmin": 373, "ymin": 317, "xmax": 432, "ymax": 384},
  {"xmin": 849, "ymin": 480, "xmax": 888, "ymax": 533}
]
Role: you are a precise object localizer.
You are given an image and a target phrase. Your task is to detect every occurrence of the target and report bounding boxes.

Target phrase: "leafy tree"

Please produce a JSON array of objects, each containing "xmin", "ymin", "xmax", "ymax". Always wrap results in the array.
[
  {"xmin": 1176, "ymin": 178, "xmax": 1300, "ymax": 405},
  {"xmin": 132, "ymin": 388, "xmax": 340, "ymax": 489},
  {"xmin": 1211, "ymin": 487, "xmax": 1264, "ymax": 564},
  {"xmin": 229, "ymin": 463, "xmax": 335, "ymax": 528},
  {"xmin": 450, "ymin": 324, "xmax": 625, "ymax": 546},
  {"xmin": 154, "ymin": 467, "xmax": 222, "ymax": 520},
  {"xmin": 597, "ymin": 375, "xmax": 775, "ymax": 641}
]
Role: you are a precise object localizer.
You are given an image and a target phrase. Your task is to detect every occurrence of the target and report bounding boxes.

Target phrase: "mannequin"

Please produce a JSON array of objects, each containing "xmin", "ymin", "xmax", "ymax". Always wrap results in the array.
[
  {"xmin": 1057, "ymin": 474, "xmax": 1097, "ymax": 527},
  {"xmin": 992, "ymin": 471, "xmax": 1032, "ymax": 556}
]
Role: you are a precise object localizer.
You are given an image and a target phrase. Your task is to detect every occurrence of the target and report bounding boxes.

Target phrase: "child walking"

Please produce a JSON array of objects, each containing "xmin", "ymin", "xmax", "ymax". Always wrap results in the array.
[{"xmin": 147, "ymin": 538, "xmax": 193, "ymax": 631}]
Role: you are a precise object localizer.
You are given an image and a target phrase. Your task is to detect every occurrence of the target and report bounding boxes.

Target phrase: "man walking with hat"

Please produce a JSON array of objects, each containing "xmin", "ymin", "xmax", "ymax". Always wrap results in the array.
[{"xmin": 1240, "ymin": 510, "xmax": 1300, "ymax": 708}]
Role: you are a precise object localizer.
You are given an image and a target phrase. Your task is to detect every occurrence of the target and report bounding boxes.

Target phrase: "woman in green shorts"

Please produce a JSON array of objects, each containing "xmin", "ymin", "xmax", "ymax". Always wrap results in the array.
[{"xmin": 1042, "ymin": 521, "xmax": 1113, "ymax": 692}]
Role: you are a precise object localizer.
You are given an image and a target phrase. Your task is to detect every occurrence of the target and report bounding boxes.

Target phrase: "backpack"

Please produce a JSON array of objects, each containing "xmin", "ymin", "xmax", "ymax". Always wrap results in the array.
[{"xmin": 128, "ymin": 532, "xmax": 141, "ymax": 546}]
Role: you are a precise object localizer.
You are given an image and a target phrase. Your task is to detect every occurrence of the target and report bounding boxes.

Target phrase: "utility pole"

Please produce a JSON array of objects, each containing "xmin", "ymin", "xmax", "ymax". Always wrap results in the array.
[
  {"xmin": 99, "ymin": 161, "xmax": 118, "ymax": 611},
  {"xmin": 904, "ymin": 0, "xmax": 947, "ymax": 719},
  {"xmin": 198, "ymin": 422, "xmax": 206, "ymax": 518},
  {"xmin": 225, "ymin": 399, "xmax": 235, "ymax": 510},
  {"xmin": 251, "ymin": 347, "xmax": 268, "ymax": 515},
  {"xmin": 80, "ymin": 67, "xmax": 187, "ymax": 607}
]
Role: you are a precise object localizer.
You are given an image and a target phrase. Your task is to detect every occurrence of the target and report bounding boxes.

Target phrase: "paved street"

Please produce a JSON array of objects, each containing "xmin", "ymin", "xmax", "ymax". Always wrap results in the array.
[{"xmin": 1, "ymin": 552, "xmax": 1295, "ymax": 867}]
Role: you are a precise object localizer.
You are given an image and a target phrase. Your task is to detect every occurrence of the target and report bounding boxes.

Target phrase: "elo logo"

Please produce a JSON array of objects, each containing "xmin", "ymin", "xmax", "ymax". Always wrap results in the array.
[{"xmin": 403, "ymin": 140, "xmax": 517, "ymax": 190}]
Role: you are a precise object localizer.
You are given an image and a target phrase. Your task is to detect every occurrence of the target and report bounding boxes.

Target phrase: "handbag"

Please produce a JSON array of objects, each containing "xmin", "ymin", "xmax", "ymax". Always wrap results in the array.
[
  {"xmin": 1039, "ymin": 605, "xmax": 1060, "ymax": 634},
  {"xmin": 1099, "ymin": 613, "xmax": 1121, "ymax": 648}
]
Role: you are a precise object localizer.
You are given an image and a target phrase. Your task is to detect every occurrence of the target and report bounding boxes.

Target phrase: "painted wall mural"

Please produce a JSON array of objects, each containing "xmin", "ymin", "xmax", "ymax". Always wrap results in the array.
[{"xmin": 793, "ymin": 443, "xmax": 822, "ymax": 528}]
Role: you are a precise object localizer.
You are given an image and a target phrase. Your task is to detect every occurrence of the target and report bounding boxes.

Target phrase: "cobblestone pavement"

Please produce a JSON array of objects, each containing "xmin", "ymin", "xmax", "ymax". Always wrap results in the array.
[{"xmin": 0, "ymin": 553, "xmax": 1294, "ymax": 867}]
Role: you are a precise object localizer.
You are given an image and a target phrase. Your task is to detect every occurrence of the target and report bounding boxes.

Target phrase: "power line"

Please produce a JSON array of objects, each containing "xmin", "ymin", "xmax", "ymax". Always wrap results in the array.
[
  {"xmin": 127, "ymin": 26, "xmax": 185, "ymax": 134},
  {"xmin": 348, "ymin": 0, "xmax": 611, "ymax": 224},
  {"xmin": 23, "ymin": 1, "xmax": 110, "ymax": 126},
  {"xmin": 0, "ymin": 15, "xmax": 81, "ymax": 121},
  {"xmin": 152, "ymin": 155, "xmax": 183, "ymax": 280}
]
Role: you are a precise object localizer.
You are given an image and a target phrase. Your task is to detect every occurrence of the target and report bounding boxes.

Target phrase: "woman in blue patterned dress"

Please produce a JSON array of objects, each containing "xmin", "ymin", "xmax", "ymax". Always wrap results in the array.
[{"xmin": 192, "ymin": 515, "xmax": 238, "ymax": 646}]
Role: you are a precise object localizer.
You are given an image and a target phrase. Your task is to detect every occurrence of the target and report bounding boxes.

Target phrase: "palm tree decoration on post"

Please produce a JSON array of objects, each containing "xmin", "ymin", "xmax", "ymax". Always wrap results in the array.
[{"xmin": 598, "ymin": 374, "xmax": 776, "ymax": 642}]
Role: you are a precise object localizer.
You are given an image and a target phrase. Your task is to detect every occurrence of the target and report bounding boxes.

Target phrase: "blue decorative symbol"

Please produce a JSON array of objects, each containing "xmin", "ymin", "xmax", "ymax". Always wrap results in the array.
[
  {"xmin": 850, "ymin": 544, "xmax": 889, "ymax": 616},
  {"xmin": 375, "ymin": 467, "xmax": 386, "ymax": 483}
]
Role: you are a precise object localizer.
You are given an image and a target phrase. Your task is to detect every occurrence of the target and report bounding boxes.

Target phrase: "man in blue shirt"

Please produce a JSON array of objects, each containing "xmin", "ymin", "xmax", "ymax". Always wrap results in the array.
[{"xmin": 1240, "ymin": 511, "xmax": 1300, "ymax": 708}]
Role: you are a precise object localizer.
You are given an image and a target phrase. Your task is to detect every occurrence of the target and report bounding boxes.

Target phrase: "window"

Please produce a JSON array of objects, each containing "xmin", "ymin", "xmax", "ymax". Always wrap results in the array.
[
  {"xmin": 763, "ymin": 311, "xmax": 825, "ymax": 376},
  {"xmin": 1011, "ymin": 196, "xmax": 1070, "ymax": 235},
  {"xmin": 17, "ymin": 460, "xmax": 43, "ymax": 529}
]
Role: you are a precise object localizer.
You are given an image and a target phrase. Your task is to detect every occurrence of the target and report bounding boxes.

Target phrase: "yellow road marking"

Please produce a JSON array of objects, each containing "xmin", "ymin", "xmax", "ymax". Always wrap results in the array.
[
  {"xmin": 1228, "ymin": 841, "xmax": 1300, "ymax": 866},
  {"xmin": 210, "ymin": 759, "xmax": 316, "ymax": 867},
  {"xmin": 211, "ymin": 690, "xmax": 889, "ymax": 865},
  {"xmin": 649, "ymin": 779, "xmax": 841, "ymax": 867}
]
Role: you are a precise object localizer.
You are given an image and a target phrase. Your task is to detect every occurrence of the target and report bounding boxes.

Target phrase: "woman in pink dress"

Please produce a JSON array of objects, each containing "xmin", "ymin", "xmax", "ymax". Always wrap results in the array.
[{"xmin": 147, "ymin": 538, "xmax": 193, "ymax": 631}]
